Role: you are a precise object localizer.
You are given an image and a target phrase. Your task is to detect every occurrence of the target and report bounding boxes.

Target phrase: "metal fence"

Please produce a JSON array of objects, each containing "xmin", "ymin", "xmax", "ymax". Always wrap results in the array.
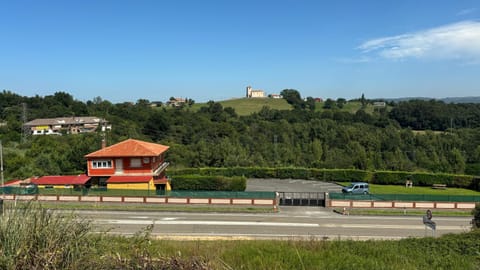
[
  {"xmin": 329, "ymin": 193, "xmax": 480, "ymax": 202},
  {"xmin": 0, "ymin": 186, "xmax": 38, "ymax": 195},
  {"xmin": 2, "ymin": 187, "xmax": 275, "ymax": 199},
  {"xmin": 278, "ymin": 192, "xmax": 325, "ymax": 206}
]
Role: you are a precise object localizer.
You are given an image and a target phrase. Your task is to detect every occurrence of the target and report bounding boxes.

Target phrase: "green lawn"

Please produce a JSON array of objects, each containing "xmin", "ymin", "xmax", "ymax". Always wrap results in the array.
[
  {"xmin": 371, "ymin": 184, "xmax": 480, "ymax": 195},
  {"xmin": 337, "ymin": 182, "xmax": 480, "ymax": 196}
]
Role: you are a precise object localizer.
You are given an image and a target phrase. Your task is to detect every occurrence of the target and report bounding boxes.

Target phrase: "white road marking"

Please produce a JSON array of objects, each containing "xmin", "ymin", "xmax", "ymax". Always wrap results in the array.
[
  {"xmin": 95, "ymin": 219, "xmax": 319, "ymax": 227},
  {"xmin": 161, "ymin": 217, "xmax": 178, "ymax": 221}
]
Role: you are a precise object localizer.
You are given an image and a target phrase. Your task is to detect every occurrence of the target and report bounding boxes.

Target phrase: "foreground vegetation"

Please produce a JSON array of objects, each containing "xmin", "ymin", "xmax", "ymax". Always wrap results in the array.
[{"xmin": 1, "ymin": 202, "xmax": 479, "ymax": 269}]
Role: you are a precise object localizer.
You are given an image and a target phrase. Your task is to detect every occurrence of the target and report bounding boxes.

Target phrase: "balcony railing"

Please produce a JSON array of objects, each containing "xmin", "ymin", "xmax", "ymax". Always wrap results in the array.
[{"xmin": 153, "ymin": 162, "xmax": 169, "ymax": 175}]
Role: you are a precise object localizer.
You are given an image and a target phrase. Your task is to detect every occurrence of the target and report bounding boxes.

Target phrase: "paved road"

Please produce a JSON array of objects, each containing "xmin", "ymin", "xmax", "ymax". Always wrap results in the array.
[{"xmin": 74, "ymin": 207, "xmax": 472, "ymax": 240}]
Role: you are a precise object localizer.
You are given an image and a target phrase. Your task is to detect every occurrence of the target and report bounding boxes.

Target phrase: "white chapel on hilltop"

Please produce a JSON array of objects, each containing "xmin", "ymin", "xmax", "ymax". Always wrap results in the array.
[
  {"xmin": 246, "ymin": 86, "xmax": 266, "ymax": 98},
  {"xmin": 247, "ymin": 86, "xmax": 265, "ymax": 98}
]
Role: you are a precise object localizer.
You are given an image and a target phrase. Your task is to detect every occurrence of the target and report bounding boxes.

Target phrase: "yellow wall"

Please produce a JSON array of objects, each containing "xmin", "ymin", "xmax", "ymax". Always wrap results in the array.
[
  {"xmin": 107, "ymin": 180, "xmax": 155, "ymax": 190},
  {"xmin": 165, "ymin": 181, "xmax": 171, "ymax": 191},
  {"xmin": 38, "ymin": 185, "xmax": 73, "ymax": 189}
]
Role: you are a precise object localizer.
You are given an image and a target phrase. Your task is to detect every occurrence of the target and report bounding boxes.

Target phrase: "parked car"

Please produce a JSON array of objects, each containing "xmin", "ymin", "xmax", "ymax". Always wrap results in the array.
[{"xmin": 341, "ymin": 182, "xmax": 369, "ymax": 194}]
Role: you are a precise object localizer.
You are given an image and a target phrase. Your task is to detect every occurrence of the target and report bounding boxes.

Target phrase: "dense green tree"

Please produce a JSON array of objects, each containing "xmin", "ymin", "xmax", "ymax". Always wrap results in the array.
[
  {"xmin": 336, "ymin": 98, "xmax": 347, "ymax": 109},
  {"xmin": 323, "ymin": 98, "xmax": 336, "ymax": 109},
  {"xmin": 281, "ymin": 89, "xmax": 304, "ymax": 109}
]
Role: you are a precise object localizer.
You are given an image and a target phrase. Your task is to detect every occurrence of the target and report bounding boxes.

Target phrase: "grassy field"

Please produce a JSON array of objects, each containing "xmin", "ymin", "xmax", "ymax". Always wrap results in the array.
[
  {"xmin": 337, "ymin": 182, "xmax": 480, "ymax": 196},
  {"xmin": 190, "ymin": 97, "xmax": 292, "ymax": 116},
  {"xmin": 190, "ymin": 98, "xmax": 385, "ymax": 116}
]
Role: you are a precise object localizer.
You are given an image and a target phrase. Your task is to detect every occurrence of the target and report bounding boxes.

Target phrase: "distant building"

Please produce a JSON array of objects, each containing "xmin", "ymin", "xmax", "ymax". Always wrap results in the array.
[
  {"xmin": 270, "ymin": 94, "xmax": 283, "ymax": 99},
  {"xmin": 373, "ymin": 101, "xmax": 386, "ymax": 107},
  {"xmin": 246, "ymin": 86, "xmax": 266, "ymax": 98},
  {"xmin": 150, "ymin": 101, "xmax": 163, "ymax": 107},
  {"xmin": 314, "ymin": 98, "xmax": 323, "ymax": 102},
  {"xmin": 166, "ymin": 97, "xmax": 186, "ymax": 107},
  {"xmin": 24, "ymin": 116, "xmax": 110, "ymax": 136}
]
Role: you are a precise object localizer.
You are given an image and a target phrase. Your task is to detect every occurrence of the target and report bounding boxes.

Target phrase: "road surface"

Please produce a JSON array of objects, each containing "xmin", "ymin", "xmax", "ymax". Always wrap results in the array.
[{"xmin": 72, "ymin": 206, "xmax": 472, "ymax": 240}]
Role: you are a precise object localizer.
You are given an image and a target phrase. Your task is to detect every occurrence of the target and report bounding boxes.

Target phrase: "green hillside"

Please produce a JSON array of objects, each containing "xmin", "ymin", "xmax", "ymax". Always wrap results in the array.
[
  {"xmin": 191, "ymin": 98, "xmax": 381, "ymax": 116},
  {"xmin": 191, "ymin": 98, "xmax": 293, "ymax": 116}
]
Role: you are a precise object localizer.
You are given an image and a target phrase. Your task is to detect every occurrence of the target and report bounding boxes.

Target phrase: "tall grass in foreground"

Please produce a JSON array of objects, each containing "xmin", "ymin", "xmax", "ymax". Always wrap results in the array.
[
  {"xmin": 0, "ymin": 202, "xmax": 97, "ymax": 269},
  {"xmin": 0, "ymin": 202, "xmax": 211, "ymax": 270}
]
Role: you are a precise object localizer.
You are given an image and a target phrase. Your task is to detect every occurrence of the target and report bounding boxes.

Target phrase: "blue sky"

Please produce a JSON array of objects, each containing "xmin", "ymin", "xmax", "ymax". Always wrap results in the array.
[{"xmin": 1, "ymin": 0, "xmax": 480, "ymax": 103}]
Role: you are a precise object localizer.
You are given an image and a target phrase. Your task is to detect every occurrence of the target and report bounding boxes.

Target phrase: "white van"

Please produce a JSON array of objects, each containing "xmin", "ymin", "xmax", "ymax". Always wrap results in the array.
[{"xmin": 341, "ymin": 182, "xmax": 369, "ymax": 194}]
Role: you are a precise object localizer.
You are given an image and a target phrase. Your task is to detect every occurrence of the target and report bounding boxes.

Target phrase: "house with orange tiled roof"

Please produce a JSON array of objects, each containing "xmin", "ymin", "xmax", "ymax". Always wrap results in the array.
[{"xmin": 84, "ymin": 139, "xmax": 170, "ymax": 191}]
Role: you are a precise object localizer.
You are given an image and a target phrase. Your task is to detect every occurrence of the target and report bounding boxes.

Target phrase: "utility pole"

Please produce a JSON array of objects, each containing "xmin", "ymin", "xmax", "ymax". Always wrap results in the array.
[
  {"xmin": 1, "ymin": 140, "xmax": 4, "ymax": 214},
  {"xmin": 1, "ymin": 140, "xmax": 4, "ymax": 187},
  {"xmin": 273, "ymin": 135, "xmax": 278, "ymax": 167},
  {"xmin": 21, "ymin": 103, "xmax": 29, "ymax": 143}
]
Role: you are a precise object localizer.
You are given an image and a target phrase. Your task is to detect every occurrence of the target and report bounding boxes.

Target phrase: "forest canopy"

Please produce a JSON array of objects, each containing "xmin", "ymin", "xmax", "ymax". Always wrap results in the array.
[{"xmin": 1, "ymin": 90, "xmax": 480, "ymax": 179}]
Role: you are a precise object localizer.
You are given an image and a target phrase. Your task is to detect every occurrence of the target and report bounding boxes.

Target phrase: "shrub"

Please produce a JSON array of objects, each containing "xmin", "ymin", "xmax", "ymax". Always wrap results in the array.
[{"xmin": 472, "ymin": 203, "xmax": 480, "ymax": 229}]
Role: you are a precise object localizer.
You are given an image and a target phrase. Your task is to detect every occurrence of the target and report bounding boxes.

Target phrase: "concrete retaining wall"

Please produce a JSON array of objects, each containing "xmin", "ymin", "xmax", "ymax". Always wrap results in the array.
[{"xmin": 329, "ymin": 199, "xmax": 476, "ymax": 209}]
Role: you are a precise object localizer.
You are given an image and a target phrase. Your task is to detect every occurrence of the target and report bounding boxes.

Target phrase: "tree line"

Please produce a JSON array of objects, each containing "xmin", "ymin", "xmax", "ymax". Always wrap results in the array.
[{"xmin": 1, "ymin": 89, "xmax": 480, "ymax": 180}]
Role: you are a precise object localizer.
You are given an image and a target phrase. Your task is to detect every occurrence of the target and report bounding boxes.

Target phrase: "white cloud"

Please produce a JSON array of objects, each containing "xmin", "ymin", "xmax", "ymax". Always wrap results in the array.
[{"xmin": 358, "ymin": 21, "xmax": 480, "ymax": 63}]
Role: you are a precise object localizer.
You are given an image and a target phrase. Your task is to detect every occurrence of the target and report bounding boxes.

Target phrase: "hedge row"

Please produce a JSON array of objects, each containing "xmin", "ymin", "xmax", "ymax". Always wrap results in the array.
[
  {"xmin": 168, "ymin": 167, "xmax": 479, "ymax": 191},
  {"xmin": 170, "ymin": 175, "xmax": 246, "ymax": 191},
  {"xmin": 168, "ymin": 167, "xmax": 370, "ymax": 182},
  {"xmin": 372, "ymin": 171, "xmax": 475, "ymax": 188}
]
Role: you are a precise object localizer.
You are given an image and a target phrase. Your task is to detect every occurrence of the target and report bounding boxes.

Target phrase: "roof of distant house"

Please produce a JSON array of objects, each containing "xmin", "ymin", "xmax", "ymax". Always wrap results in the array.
[
  {"xmin": 107, "ymin": 175, "xmax": 152, "ymax": 183},
  {"xmin": 24, "ymin": 116, "xmax": 106, "ymax": 127},
  {"xmin": 31, "ymin": 174, "xmax": 91, "ymax": 185},
  {"xmin": 85, "ymin": 139, "xmax": 169, "ymax": 158},
  {"xmin": 0, "ymin": 179, "xmax": 22, "ymax": 187}
]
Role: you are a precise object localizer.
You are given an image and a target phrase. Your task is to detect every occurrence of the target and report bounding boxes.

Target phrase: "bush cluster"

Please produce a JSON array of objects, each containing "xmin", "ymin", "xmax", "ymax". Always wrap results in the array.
[{"xmin": 168, "ymin": 167, "xmax": 479, "ymax": 191}]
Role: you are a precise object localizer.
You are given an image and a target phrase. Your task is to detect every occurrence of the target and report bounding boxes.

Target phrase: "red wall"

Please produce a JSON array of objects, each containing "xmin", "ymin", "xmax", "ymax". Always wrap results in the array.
[{"xmin": 87, "ymin": 155, "xmax": 166, "ymax": 176}]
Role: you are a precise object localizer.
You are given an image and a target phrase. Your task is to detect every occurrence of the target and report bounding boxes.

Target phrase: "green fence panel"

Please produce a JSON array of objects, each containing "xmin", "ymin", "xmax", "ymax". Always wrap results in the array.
[
  {"xmin": 163, "ymin": 191, "xmax": 276, "ymax": 199},
  {"xmin": 0, "ymin": 186, "xmax": 38, "ymax": 195}
]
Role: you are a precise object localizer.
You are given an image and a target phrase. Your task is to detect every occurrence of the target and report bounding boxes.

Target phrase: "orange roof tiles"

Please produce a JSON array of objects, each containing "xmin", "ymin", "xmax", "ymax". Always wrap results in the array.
[{"xmin": 85, "ymin": 139, "xmax": 169, "ymax": 158}]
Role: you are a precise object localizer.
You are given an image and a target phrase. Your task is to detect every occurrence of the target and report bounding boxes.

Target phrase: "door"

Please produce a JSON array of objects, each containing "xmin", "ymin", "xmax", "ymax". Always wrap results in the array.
[{"xmin": 115, "ymin": 159, "xmax": 123, "ymax": 174}]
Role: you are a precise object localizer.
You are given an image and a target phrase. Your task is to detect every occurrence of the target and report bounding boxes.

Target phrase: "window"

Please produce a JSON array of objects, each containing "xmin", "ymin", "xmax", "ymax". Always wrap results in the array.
[
  {"xmin": 92, "ymin": 160, "xmax": 112, "ymax": 169},
  {"xmin": 143, "ymin": 157, "xmax": 150, "ymax": 164},
  {"xmin": 130, "ymin": 158, "xmax": 141, "ymax": 168}
]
